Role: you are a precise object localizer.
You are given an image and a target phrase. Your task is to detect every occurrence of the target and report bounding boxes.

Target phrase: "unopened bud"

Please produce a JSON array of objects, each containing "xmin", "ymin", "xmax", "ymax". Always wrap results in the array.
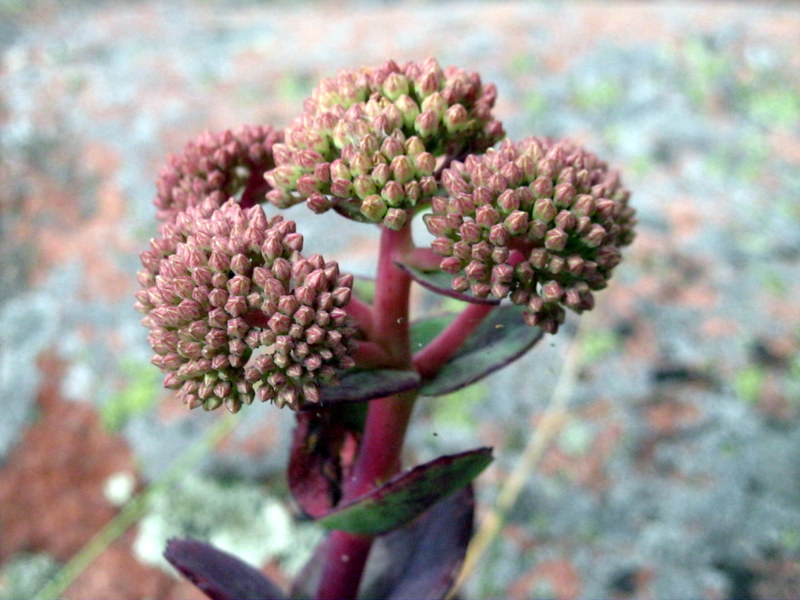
[
  {"xmin": 544, "ymin": 228, "xmax": 568, "ymax": 251},
  {"xmin": 384, "ymin": 208, "xmax": 407, "ymax": 230},
  {"xmin": 360, "ymin": 195, "xmax": 388, "ymax": 222}
]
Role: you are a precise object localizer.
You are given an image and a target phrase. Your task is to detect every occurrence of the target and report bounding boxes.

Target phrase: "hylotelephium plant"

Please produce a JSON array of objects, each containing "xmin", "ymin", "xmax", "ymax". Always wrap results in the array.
[{"xmin": 135, "ymin": 58, "xmax": 635, "ymax": 600}]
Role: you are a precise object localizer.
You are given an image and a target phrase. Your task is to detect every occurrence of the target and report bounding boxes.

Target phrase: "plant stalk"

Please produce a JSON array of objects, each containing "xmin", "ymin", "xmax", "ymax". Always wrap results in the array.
[{"xmin": 315, "ymin": 223, "xmax": 416, "ymax": 600}]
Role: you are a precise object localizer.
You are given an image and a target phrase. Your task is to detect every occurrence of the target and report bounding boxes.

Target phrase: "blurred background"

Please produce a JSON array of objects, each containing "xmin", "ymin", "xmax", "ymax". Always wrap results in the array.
[{"xmin": 2, "ymin": 1, "xmax": 800, "ymax": 598}]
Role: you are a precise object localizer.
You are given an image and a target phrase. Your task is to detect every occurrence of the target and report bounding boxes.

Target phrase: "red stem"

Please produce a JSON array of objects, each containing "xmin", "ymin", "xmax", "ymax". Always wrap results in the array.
[
  {"xmin": 315, "ymin": 223, "xmax": 416, "ymax": 600},
  {"xmin": 372, "ymin": 225, "xmax": 414, "ymax": 363},
  {"xmin": 413, "ymin": 302, "xmax": 496, "ymax": 379},
  {"xmin": 400, "ymin": 246, "xmax": 442, "ymax": 271},
  {"xmin": 351, "ymin": 341, "xmax": 393, "ymax": 370}
]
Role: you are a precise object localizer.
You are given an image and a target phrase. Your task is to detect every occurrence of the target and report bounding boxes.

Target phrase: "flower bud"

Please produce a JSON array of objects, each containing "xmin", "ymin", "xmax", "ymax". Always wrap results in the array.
[
  {"xmin": 384, "ymin": 208, "xmax": 408, "ymax": 230},
  {"xmin": 360, "ymin": 195, "xmax": 388, "ymax": 222},
  {"xmin": 544, "ymin": 228, "xmax": 568, "ymax": 251}
]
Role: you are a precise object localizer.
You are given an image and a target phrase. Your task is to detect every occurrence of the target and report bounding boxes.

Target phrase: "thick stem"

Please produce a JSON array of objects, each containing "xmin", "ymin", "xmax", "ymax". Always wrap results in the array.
[
  {"xmin": 372, "ymin": 224, "xmax": 414, "ymax": 363},
  {"xmin": 400, "ymin": 246, "xmax": 442, "ymax": 271},
  {"xmin": 351, "ymin": 341, "xmax": 393, "ymax": 370},
  {"xmin": 315, "ymin": 222, "xmax": 416, "ymax": 600},
  {"xmin": 413, "ymin": 302, "xmax": 496, "ymax": 379},
  {"xmin": 315, "ymin": 389, "xmax": 416, "ymax": 600}
]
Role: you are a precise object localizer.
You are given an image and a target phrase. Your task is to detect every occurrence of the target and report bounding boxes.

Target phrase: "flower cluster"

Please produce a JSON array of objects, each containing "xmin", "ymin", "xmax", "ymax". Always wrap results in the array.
[
  {"xmin": 135, "ymin": 199, "xmax": 357, "ymax": 412},
  {"xmin": 155, "ymin": 125, "xmax": 282, "ymax": 223},
  {"xmin": 425, "ymin": 137, "xmax": 636, "ymax": 334},
  {"xmin": 265, "ymin": 58, "xmax": 504, "ymax": 229}
]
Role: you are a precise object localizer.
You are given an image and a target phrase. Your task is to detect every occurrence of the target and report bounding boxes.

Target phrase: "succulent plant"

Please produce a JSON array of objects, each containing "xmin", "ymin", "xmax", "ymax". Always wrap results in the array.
[{"xmin": 137, "ymin": 59, "xmax": 636, "ymax": 600}]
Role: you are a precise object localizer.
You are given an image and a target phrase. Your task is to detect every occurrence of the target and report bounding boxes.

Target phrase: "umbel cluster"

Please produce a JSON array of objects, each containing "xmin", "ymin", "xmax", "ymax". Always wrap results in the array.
[{"xmin": 135, "ymin": 58, "xmax": 635, "ymax": 413}]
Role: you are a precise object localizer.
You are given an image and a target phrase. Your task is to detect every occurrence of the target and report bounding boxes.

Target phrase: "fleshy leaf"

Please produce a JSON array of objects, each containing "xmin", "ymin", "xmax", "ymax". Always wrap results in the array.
[
  {"xmin": 291, "ymin": 487, "xmax": 475, "ymax": 600},
  {"xmin": 315, "ymin": 369, "xmax": 420, "ymax": 407},
  {"xmin": 164, "ymin": 538, "xmax": 285, "ymax": 600},
  {"xmin": 359, "ymin": 486, "xmax": 475, "ymax": 599},
  {"xmin": 419, "ymin": 304, "xmax": 544, "ymax": 396},
  {"xmin": 288, "ymin": 410, "xmax": 360, "ymax": 518},
  {"xmin": 316, "ymin": 447, "xmax": 492, "ymax": 535},
  {"xmin": 410, "ymin": 313, "xmax": 456, "ymax": 352},
  {"xmin": 396, "ymin": 262, "xmax": 500, "ymax": 305}
]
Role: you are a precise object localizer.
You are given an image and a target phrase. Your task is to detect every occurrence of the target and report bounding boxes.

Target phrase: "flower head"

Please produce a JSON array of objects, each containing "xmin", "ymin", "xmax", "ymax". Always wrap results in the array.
[
  {"xmin": 135, "ymin": 199, "xmax": 357, "ymax": 412},
  {"xmin": 265, "ymin": 58, "xmax": 504, "ymax": 229},
  {"xmin": 425, "ymin": 137, "xmax": 635, "ymax": 333},
  {"xmin": 155, "ymin": 125, "xmax": 283, "ymax": 223}
]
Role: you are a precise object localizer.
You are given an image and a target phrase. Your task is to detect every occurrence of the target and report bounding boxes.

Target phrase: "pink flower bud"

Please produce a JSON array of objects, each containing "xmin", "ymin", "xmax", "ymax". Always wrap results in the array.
[
  {"xmin": 489, "ymin": 223, "xmax": 510, "ymax": 246},
  {"xmin": 544, "ymin": 228, "xmax": 568, "ymax": 251},
  {"xmin": 381, "ymin": 180, "xmax": 405, "ymax": 207},
  {"xmin": 414, "ymin": 110, "xmax": 439, "ymax": 137},
  {"xmin": 531, "ymin": 176, "xmax": 553, "ymax": 199},
  {"xmin": 476, "ymin": 205, "xmax": 500, "ymax": 227},
  {"xmin": 431, "ymin": 237, "xmax": 453, "ymax": 255},
  {"xmin": 306, "ymin": 192, "xmax": 332, "ymax": 214},
  {"xmin": 330, "ymin": 178, "xmax": 354, "ymax": 198},
  {"xmin": 224, "ymin": 295, "xmax": 248, "ymax": 317},
  {"xmin": 584, "ymin": 224, "xmax": 606, "ymax": 248},
  {"xmin": 471, "ymin": 241, "xmax": 492, "ymax": 261},
  {"xmin": 459, "ymin": 221, "xmax": 482, "ymax": 244},
  {"xmin": 332, "ymin": 286, "xmax": 351, "ymax": 307},
  {"xmin": 470, "ymin": 282, "xmax": 491, "ymax": 298},
  {"xmin": 465, "ymin": 260, "xmax": 488, "ymax": 281},
  {"xmin": 389, "ymin": 155, "xmax": 413, "ymax": 184},
  {"xmin": 384, "ymin": 208, "xmax": 407, "ymax": 230},
  {"xmin": 443, "ymin": 104, "xmax": 468, "ymax": 132},
  {"xmin": 414, "ymin": 152, "xmax": 436, "ymax": 176},
  {"xmin": 227, "ymin": 274, "xmax": 251, "ymax": 297}
]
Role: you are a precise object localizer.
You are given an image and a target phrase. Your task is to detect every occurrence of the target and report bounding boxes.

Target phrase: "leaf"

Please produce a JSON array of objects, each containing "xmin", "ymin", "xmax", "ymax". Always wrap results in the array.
[
  {"xmin": 396, "ymin": 262, "xmax": 500, "ymax": 305},
  {"xmin": 290, "ymin": 487, "xmax": 475, "ymax": 600},
  {"xmin": 287, "ymin": 411, "xmax": 358, "ymax": 519},
  {"xmin": 410, "ymin": 313, "xmax": 456, "ymax": 352},
  {"xmin": 316, "ymin": 447, "xmax": 492, "ymax": 535},
  {"xmin": 316, "ymin": 369, "xmax": 421, "ymax": 407},
  {"xmin": 164, "ymin": 538, "xmax": 285, "ymax": 600},
  {"xmin": 360, "ymin": 486, "xmax": 475, "ymax": 600},
  {"xmin": 419, "ymin": 304, "xmax": 544, "ymax": 396}
]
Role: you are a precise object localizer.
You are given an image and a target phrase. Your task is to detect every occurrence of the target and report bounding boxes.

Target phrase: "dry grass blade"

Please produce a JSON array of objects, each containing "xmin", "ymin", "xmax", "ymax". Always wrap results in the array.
[{"xmin": 447, "ymin": 315, "xmax": 591, "ymax": 599}]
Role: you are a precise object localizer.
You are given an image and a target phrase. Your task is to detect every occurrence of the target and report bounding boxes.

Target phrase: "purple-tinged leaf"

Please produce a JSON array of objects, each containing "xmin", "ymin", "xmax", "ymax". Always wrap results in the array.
[
  {"xmin": 360, "ymin": 486, "xmax": 475, "ymax": 599},
  {"xmin": 288, "ymin": 410, "xmax": 360, "ymax": 518},
  {"xmin": 419, "ymin": 304, "xmax": 544, "ymax": 396},
  {"xmin": 396, "ymin": 262, "xmax": 501, "ymax": 305},
  {"xmin": 290, "ymin": 488, "xmax": 475, "ymax": 600},
  {"xmin": 316, "ymin": 369, "xmax": 420, "ymax": 406},
  {"xmin": 316, "ymin": 447, "xmax": 492, "ymax": 535},
  {"xmin": 164, "ymin": 538, "xmax": 285, "ymax": 600}
]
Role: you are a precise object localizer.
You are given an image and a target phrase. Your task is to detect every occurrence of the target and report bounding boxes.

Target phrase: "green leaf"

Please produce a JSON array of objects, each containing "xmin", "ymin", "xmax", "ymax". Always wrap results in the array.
[
  {"xmin": 316, "ymin": 448, "xmax": 492, "ymax": 536},
  {"xmin": 315, "ymin": 369, "xmax": 421, "ymax": 407},
  {"xmin": 410, "ymin": 313, "xmax": 456, "ymax": 352},
  {"xmin": 419, "ymin": 305, "xmax": 544, "ymax": 396}
]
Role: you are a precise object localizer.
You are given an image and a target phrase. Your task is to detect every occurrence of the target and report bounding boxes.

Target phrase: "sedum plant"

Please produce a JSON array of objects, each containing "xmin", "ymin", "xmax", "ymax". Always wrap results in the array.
[{"xmin": 135, "ymin": 58, "xmax": 635, "ymax": 600}]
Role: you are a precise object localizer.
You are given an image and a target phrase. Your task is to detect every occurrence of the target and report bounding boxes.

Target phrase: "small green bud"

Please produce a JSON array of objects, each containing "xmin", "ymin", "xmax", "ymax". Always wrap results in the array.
[{"xmin": 360, "ymin": 194, "xmax": 388, "ymax": 221}]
